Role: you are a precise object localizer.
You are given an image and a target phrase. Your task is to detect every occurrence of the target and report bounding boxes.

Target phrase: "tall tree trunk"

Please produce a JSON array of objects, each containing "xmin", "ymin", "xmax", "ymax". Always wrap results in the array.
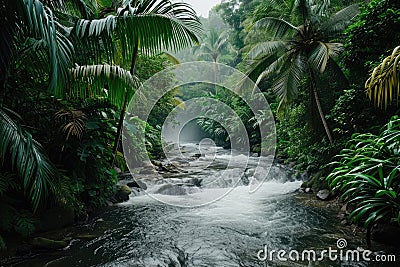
[
  {"xmin": 213, "ymin": 57, "xmax": 218, "ymax": 95},
  {"xmin": 111, "ymin": 41, "xmax": 139, "ymax": 166},
  {"xmin": 309, "ymin": 67, "xmax": 333, "ymax": 144}
]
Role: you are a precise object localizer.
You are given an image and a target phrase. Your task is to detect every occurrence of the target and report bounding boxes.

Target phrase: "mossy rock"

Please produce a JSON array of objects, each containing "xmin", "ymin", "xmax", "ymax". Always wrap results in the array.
[
  {"xmin": 114, "ymin": 185, "xmax": 132, "ymax": 202},
  {"xmin": 31, "ymin": 237, "xmax": 67, "ymax": 250}
]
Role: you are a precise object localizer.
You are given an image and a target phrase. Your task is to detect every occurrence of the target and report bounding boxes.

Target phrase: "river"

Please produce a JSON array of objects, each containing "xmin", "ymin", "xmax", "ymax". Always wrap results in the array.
[{"xmin": 5, "ymin": 143, "xmax": 399, "ymax": 267}]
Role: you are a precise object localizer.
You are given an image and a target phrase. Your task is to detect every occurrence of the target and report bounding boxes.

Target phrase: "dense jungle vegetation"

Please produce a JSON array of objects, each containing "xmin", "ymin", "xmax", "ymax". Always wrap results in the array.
[{"xmin": 1, "ymin": 0, "xmax": 400, "ymax": 251}]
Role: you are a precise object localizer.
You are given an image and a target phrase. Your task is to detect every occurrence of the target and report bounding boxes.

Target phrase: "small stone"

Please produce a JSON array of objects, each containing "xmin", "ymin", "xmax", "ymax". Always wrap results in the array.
[
  {"xmin": 192, "ymin": 153, "xmax": 202, "ymax": 158},
  {"xmin": 305, "ymin": 187, "xmax": 313, "ymax": 193},
  {"xmin": 316, "ymin": 189, "xmax": 330, "ymax": 200}
]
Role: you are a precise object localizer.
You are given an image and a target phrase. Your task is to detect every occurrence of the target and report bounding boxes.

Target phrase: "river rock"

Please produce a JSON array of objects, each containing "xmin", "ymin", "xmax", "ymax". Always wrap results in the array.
[
  {"xmin": 154, "ymin": 184, "xmax": 187, "ymax": 195},
  {"xmin": 161, "ymin": 164, "xmax": 180, "ymax": 173},
  {"xmin": 316, "ymin": 189, "xmax": 330, "ymax": 200},
  {"xmin": 31, "ymin": 237, "xmax": 67, "ymax": 250},
  {"xmin": 190, "ymin": 178, "xmax": 202, "ymax": 187},
  {"xmin": 181, "ymin": 178, "xmax": 202, "ymax": 187},
  {"xmin": 115, "ymin": 185, "xmax": 131, "ymax": 202},
  {"xmin": 118, "ymin": 172, "xmax": 134, "ymax": 180},
  {"xmin": 126, "ymin": 180, "xmax": 147, "ymax": 190},
  {"xmin": 192, "ymin": 153, "xmax": 202, "ymax": 159},
  {"xmin": 305, "ymin": 187, "xmax": 313, "ymax": 193}
]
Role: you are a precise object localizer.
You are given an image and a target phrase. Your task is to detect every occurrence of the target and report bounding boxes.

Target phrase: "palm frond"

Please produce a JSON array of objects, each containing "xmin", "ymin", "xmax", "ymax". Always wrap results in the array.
[
  {"xmin": 366, "ymin": 46, "xmax": 400, "ymax": 110},
  {"xmin": 0, "ymin": 109, "xmax": 60, "ymax": 212},
  {"xmin": 247, "ymin": 41, "xmax": 287, "ymax": 60},
  {"xmin": 55, "ymin": 108, "xmax": 87, "ymax": 140},
  {"xmin": 273, "ymin": 52, "xmax": 307, "ymax": 113},
  {"xmin": 309, "ymin": 41, "xmax": 329, "ymax": 72},
  {"xmin": 251, "ymin": 17, "xmax": 299, "ymax": 41},
  {"xmin": 162, "ymin": 51, "xmax": 180, "ymax": 65},
  {"xmin": 70, "ymin": 64, "xmax": 141, "ymax": 109},
  {"xmin": 75, "ymin": 0, "xmax": 202, "ymax": 60},
  {"xmin": 16, "ymin": 0, "xmax": 74, "ymax": 94},
  {"xmin": 292, "ymin": 0, "xmax": 312, "ymax": 22},
  {"xmin": 320, "ymin": 3, "xmax": 359, "ymax": 37},
  {"xmin": 254, "ymin": 52, "xmax": 291, "ymax": 86}
]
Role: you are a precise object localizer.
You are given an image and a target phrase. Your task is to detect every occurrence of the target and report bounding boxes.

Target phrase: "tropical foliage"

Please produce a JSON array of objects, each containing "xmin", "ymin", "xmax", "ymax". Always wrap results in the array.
[
  {"xmin": 0, "ymin": 0, "xmax": 201, "ymax": 249},
  {"xmin": 244, "ymin": 0, "xmax": 359, "ymax": 143},
  {"xmin": 366, "ymin": 46, "xmax": 400, "ymax": 109},
  {"xmin": 327, "ymin": 116, "xmax": 400, "ymax": 236},
  {"xmin": 1, "ymin": 0, "xmax": 400, "ymax": 253},
  {"xmin": 193, "ymin": 29, "xmax": 235, "ymax": 64}
]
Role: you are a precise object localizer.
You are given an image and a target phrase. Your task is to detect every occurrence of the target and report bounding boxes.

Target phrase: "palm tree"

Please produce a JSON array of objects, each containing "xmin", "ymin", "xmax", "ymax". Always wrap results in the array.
[
  {"xmin": 365, "ymin": 46, "xmax": 400, "ymax": 110},
  {"xmin": 70, "ymin": 0, "xmax": 202, "ymax": 164},
  {"xmin": 193, "ymin": 29, "xmax": 233, "ymax": 94},
  {"xmin": 246, "ymin": 0, "xmax": 359, "ymax": 143},
  {"xmin": 0, "ymin": 0, "xmax": 78, "ymax": 212},
  {"xmin": 194, "ymin": 29, "xmax": 232, "ymax": 63}
]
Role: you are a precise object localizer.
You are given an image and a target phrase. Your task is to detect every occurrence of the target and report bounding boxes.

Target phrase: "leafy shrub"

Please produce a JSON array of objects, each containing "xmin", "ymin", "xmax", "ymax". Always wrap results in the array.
[{"xmin": 327, "ymin": 116, "xmax": 400, "ymax": 230}]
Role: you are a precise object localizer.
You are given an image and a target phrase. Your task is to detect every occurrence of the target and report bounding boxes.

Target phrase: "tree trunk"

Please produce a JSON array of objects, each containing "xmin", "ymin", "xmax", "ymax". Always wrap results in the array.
[
  {"xmin": 213, "ymin": 58, "xmax": 218, "ymax": 95},
  {"xmin": 111, "ymin": 41, "xmax": 139, "ymax": 166},
  {"xmin": 309, "ymin": 67, "xmax": 333, "ymax": 144}
]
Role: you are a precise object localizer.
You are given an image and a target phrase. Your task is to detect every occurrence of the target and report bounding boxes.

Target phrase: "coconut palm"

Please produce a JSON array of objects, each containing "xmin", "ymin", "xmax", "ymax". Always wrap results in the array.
[
  {"xmin": 193, "ymin": 29, "xmax": 233, "ymax": 94},
  {"xmin": 246, "ymin": 0, "xmax": 359, "ymax": 144},
  {"xmin": 194, "ymin": 29, "xmax": 232, "ymax": 63},
  {"xmin": 365, "ymin": 46, "xmax": 400, "ymax": 110}
]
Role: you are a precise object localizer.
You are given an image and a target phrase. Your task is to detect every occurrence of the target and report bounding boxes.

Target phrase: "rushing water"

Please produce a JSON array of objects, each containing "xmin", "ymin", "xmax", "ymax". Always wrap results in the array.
[{"xmin": 4, "ymin": 144, "xmax": 399, "ymax": 267}]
